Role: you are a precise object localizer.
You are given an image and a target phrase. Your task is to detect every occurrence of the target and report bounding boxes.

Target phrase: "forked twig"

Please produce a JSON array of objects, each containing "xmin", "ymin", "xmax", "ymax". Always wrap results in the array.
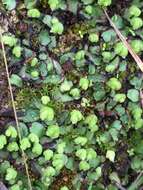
[
  {"xmin": 104, "ymin": 9, "xmax": 143, "ymax": 72},
  {"xmin": 0, "ymin": 29, "xmax": 32, "ymax": 190}
]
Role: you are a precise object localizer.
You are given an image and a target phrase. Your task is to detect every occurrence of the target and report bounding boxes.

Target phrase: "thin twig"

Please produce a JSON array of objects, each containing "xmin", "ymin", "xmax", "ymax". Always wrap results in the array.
[
  {"xmin": 140, "ymin": 89, "xmax": 143, "ymax": 108},
  {"xmin": 104, "ymin": 9, "xmax": 143, "ymax": 72},
  {"xmin": 0, "ymin": 29, "xmax": 33, "ymax": 190},
  {"xmin": 115, "ymin": 182, "xmax": 127, "ymax": 190},
  {"xmin": 128, "ymin": 171, "xmax": 143, "ymax": 190},
  {"xmin": 135, "ymin": 171, "xmax": 143, "ymax": 184}
]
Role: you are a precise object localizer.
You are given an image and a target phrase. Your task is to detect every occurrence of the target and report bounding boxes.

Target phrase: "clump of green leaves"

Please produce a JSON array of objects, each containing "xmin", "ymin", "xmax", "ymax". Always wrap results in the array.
[
  {"xmin": 46, "ymin": 124, "xmax": 60, "ymax": 139},
  {"xmin": 52, "ymin": 154, "xmax": 67, "ymax": 171},
  {"xmin": 107, "ymin": 78, "xmax": 122, "ymax": 91},
  {"xmin": 40, "ymin": 106, "xmax": 55, "ymax": 121},
  {"xmin": 12, "ymin": 46, "xmax": 22, "ymax": 58},
  {"xmin": 79, "ymin": 160, "xmax": 90, "ymax": 171},
  {"xmin": 29, "ymin": 133, "xmax": 39, "ymax": 143},
  {"xmin": 74, "ymin": 136, "xmax": 87, "ymax": 146},
  {"xmin": 60, "ymin": 80, "xmax": 73, "ymax": 92},
  {"xmin": 85, "ymin": 5, "xmax": 93, "ymax": 15},
  {"xmin": 128, "ymin": 5, "xmax": 141, "ymax": 17},
  {"xmin": 43, "ymin": 149, "xmax": 53, "ymax": 161},
  {"xmin": 27, "ymin": 8, "xmax": 41, "ymax": 18},
  {"xmin": 114, "ymin": 93, "xmax": 126, "ymax": 103},
  {"xmin": 5, "ymin": 167, "xmax": 17, "ymax": 181},
  {"xmin": 98, "ymin": 0, "xmax": 112, "ymax": 6},
  {"xmin": 10, "ymin": 74, "xmax": 23, "ymax": 88},
  {"xmin": 32, "ymin": 143, "xmax": 43, "ymax": 155},
  {"xmin": 85, "ymin": 114, "xmax": 99, "ymax": 132},
  {"xmin": 30, "ymin": 57, "xmax": 38, "ymax": 67},
  {"xmin": 88, "ymin": 33, "xmax": 99, "ymax": 43},
  {"xmin": 130, "ymin": 17, "xmax": 143, "ymax": 30},
  {"xmin": 127, "ymin": 89, "xmax": 139, "ymax": 102},
  {"xmin": 130, "ymin": 40, "xmax": 143, "ymax": 53},
  {"xmin": 0, "ymin": 135, "xmax": 7, "ymax": 150},
  {"xmin": 7, "ymin": 142, "xmax": 19, "ymax": 152},
  {"xmin": 75, "ymin": 50, "xmax": 85, "ymax": 60},
  {"xmin": 115, "ymin": 42, "xmax": 128, "ymax": 58},
  {"xmin": 70, "ymin": 88, "xmax": 81, "ymax": 99},
  {"xmin": 2, "ymin": 35, "xmax": 17, "ymax": 47},
  {"xmin": 20, "ymin": 138, "xmax": 31, "ymax": 150},
  {"xmin": 41, "ymin": 96, "xmax": 50, "ymax": 105},
  {"xmin": 50, "ymin": 17, "xmax": 64, "ymax": 34},
  {"xmin": 70, "ymin": 110, "xmax": 84, "ymax": 124},
  {"xmin": 79, "ymin": 77, "xmax": 90, "ymax": 90},
  {"xmin": 31, "ymin": 70, "xmax": 39, "ymax": 78},
  {"xmin": 48, "ymin": 0, "xmax": 59, "ymax": 11},
  {"xmin": 5, "ymin": 126, "xmax": 17, "ymax": 138}
]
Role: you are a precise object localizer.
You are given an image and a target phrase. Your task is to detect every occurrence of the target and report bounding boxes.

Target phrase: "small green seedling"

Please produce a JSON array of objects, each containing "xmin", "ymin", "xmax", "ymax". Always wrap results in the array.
[
  {"xmin": 70, "ymin": 110, "xmax": 84, "ymax": 124},
  {"xmin": 76, "ymin": 149, "xmax": 87, "ymax": 160},
  {"xmin": 132, "ymin": 107, "xmax": 142, "ymax": 120},
  {"xmin": 50, "ymin": 17, "xmax": 64, "ymax": 35},
  {"xmin": 75, "ymin": 50, "xmax": 85, "ymax": 60},
  {"xmin": 130, "ymin": 17, "xmax": 143, "ymax": 30},
  {"xmin": 28, "ymin": 133, "xmax": 39, "ymax": 143},
  {"xmin": 60, "ymin": 80, "xmax": 73, "ymax": 92},
  {"xmin": 85, "ymin": 5, "xmax": 93, "ymax": 15},
  {"xmin": 107, "ymin": 78, "xmax": 122, "ymax": 91},
  {"xmin": 57, "ymin": 141, "xmax": 66, "ymax": 154},
  {"xmin": 20, "ymin": 137, "xmax": 31, "ymax": 150},
  {"xmin": 115, "ymin": 42, "xmax": 128, "ymax": 58},
  {"xmin": 30, "ymin": 58, "xmax": 38, "ymax": 67},
  {"xmin": 6, "ymin": 167, "xmax": 17, "ymax": 181},
  {"xmin": 31, "ymin": 70, "xmax": 39, "ymax": 78},
  {"xmin": 12, "ymin": 46, "xmax": 22, "ymax": 58},
  {"xmin": 32, "ymin": 143, "xmax": 43, "ymax": 155},
  {"xmin": 127, "ymin": 89, "xmax": 139, "ymax": 102},
  {"xmin": 10, "ymin": 74, "xmax": 23, "ymax": 87},
  {"xmin": 79, "ymin": 77, "xmax": 89, "ymax": 90},
  {"xmin": 52, "ymin": 154, "xmax": 67, "ymax": 171},
  {"xmin": 41, "ymin": 96, "xmax": 50, "ymax": 105},
  {"xmin": 98, "ymin": 0, "xmax": 112, "ymax": 6},
  {"xmin": 131, "ymin": 40, "xmax": 143, "ymax": 53},
  {"xmin": 5, "ymin": 126, "xmax": 17, "ymax": 138},
  {"xmin": 46, "ymin": 124, "xmax": 60, "ymax": 139},
  {"xmin": 85, "ymin": 114, "xmax": 98, "ymax": 132},
  {"xmin": 88, "ymin": 33, "xmax": 99, "ymax": 43},
  {"xmin": 27, "ymin": 9, "xmax": 40, "ymax": 18},
  {"xmin": 2, "ymin": 35, "xmax": 17, "ymax": 47},
  {"xmin": 114, "ymin": 93, "xmax": 126, "ymax": 103},
  {"xmin": 74, "ymin": 136, "xmax": 87, "ymax": 146},
  {"xmin": 7, "ymin": 142, "xmax": 19, "ymax": 152},
  {"xmin": 0, "ymin": 135, "xmax": 7, "ymax": 150},
  {"xmin": 86, "ymin": 148, "xmax": 97, "ymax": 160},
  {"xmin": 128, "ymin": 5, "xmax": 141, "ymax": 17},
  {"xmin": 70, "ymin": 88, "xmax": 81, "ymax": 99},
  {"xmin": 43, "ymin": 149, "xmax": 53, "ymax": 161},
  {"xmin": 48, "ymin": 0, "xmax": 59, "ymax": 11},
  {"xmin": 79, "ymin": 160, "xmax": 90, "ymax": 171},
  {"xmin": 134, "ymin": 119, "xmax": 143, "ymax": 129},
  {"xmin": 40, "ymin": 106, "xmax": 54, "ymax": 121}
]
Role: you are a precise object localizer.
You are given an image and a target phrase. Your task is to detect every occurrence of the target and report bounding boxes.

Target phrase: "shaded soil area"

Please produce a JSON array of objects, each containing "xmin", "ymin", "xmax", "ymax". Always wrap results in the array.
[{"xmin": 0, "ymin": 64, "xmax": 11, "ymax": 128}]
